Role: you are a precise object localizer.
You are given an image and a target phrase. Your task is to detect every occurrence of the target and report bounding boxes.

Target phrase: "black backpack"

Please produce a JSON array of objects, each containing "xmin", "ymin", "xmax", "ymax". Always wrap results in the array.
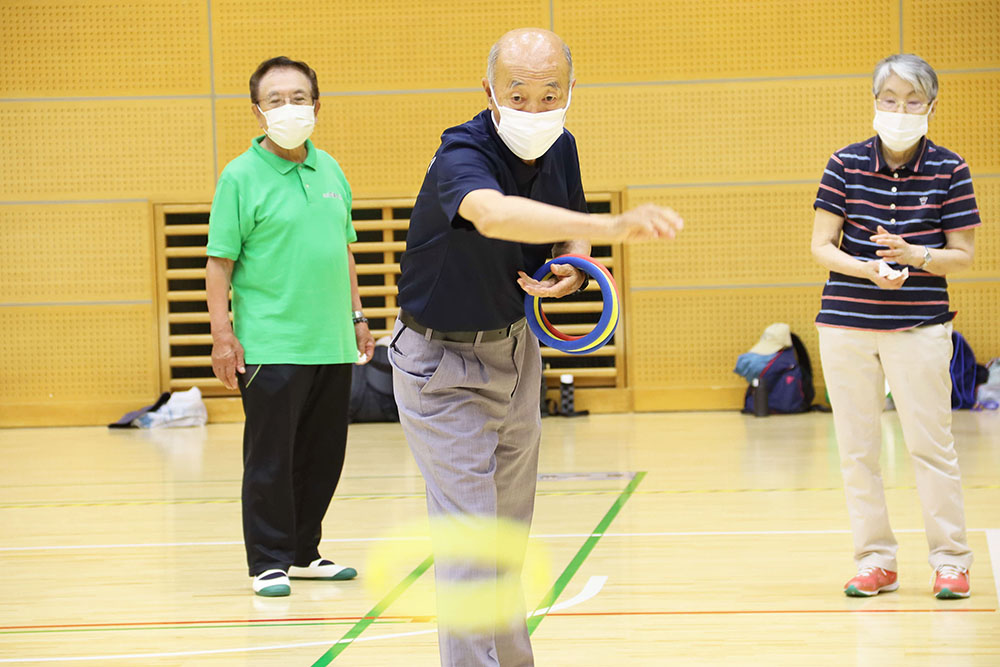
[
  {"xmin": 743, "ymin": 333, "xmax": 815, "ymax": 414},
  {"xmin": 348, "ymin": 345, "xmax": 399, "ymax": 422}
]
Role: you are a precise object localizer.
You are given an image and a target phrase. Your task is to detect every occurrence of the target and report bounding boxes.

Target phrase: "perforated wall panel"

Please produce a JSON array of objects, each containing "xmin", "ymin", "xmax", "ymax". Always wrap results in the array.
[
  {"xmin": 555, "ymin": 0, "xmax": 897, "ymax": 83},
  {"xmin": 904, "ymin": 0, "xmax": 1000, "ymax": 69},
  {"xmin": 0, "ymin": 0, "xmax": 210, "ymax": 97},
  {"xmin": 628, "ymin": 286, "xmax": 825, "ymax": 389},
  {"xmin": 0, "ymin": 100, "xmax": 215, "ymax": 201},
  {"xmin": 0, "ymin": 204, "xmax": 153, "ymax": 303},
  {"xmin": 0, "ymin": 305, "xmax": 158, "ymax": 402},
  {"xmin": 569, "ymin": 79, "xmax": 872, "ymax": 188},
  {"xmin": 570, "ymin": 73, "xmax": 1000, "ymax": 190},
  {"xmin": 928, "ymin": 73, "xmax": 1000, "ymax": 179},
  {"xmin": 210, "ymin": 1, "xmax": 549, "ymax": 94},
  {"xmin": 624, "ymin": 184, "xmax": 828, "ymax": 286},
  {"xmin": 964, "ymin": 177, "xmax": 998, "ymax": 277},
  {"xmin": 951, "ymin": 282, "xmax": 1000, "ymax": 359}
]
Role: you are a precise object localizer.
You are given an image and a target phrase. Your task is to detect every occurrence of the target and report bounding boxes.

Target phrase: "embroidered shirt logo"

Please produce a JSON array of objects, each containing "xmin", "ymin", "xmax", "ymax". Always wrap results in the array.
[
  {"xmin": 919, "ymin": 196, "xmax": 928, "ymax": 205},
  {"xmin": 323, "ymin": 192, "xmax": 343, "ymax": 199}
]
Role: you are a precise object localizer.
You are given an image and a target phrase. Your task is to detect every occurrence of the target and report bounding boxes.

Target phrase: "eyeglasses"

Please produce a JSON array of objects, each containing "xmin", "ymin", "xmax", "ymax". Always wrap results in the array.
[
  {"xmin": 875, "ymin": 96, "xmax": 932, "ymax": 114},
  {"xmin": 258, "ymin": 94, "xmax": 314, "ymax": 110}
]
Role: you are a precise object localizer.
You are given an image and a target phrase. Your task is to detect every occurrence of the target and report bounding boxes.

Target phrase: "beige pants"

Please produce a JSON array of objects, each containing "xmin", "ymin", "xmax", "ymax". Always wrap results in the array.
[{"xmin": 818, "ymin": 323, "xmax": 972, "ymax": 572}]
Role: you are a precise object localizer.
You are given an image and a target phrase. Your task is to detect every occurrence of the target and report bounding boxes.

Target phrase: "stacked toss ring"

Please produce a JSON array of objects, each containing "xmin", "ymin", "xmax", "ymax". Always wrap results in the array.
[{"xmin": 524, "ymin": 254, "xmax": 619, "ymax": 354}]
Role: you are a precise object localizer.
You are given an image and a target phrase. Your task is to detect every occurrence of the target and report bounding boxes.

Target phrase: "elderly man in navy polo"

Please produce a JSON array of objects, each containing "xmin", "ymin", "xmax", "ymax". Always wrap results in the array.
[{"xmin": 389, "ymin": 28, "xmax": 682, "ymax": 667}]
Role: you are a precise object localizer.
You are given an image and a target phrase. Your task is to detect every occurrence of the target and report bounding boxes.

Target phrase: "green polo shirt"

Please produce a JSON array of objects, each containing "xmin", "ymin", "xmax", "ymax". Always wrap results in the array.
[{"xmin": 207, "ymin": 136, "xmax": 357, "ymax": 364}]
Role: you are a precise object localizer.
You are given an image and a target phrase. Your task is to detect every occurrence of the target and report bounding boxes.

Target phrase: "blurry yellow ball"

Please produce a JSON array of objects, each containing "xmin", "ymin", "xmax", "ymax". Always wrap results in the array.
[{"xmin": 365, "ymin": 516, "xmax": 552, "ymax": 632}]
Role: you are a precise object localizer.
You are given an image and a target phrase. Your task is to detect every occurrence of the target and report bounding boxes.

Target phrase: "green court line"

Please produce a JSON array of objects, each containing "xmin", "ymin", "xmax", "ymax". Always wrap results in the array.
[
  {"xmin": 308, "ymin": 472, "xmax": 644, "ymax": 663},
  {"xmin": 311, "ymin": 554, "xmax": 434, "ymax": 666},
  {"xmin": 527, "ymin": 470, "xmax": 647, "ymax": 635}
]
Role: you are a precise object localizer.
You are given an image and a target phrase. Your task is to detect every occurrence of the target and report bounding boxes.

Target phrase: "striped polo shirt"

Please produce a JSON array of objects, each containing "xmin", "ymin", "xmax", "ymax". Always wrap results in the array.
[{"xmin": 814, "ymin": 135, "xmax": 981, "ymax": 331}]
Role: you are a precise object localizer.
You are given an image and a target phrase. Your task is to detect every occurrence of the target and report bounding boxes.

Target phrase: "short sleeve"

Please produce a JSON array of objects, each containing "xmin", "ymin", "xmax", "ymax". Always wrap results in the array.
[
  {"xmin": 207, "ymin": 176, "xmax": 246, "ymax": 260},
  {"xmin": 435, "ymin": 142, "xmax": 503, "ymax": 224},
  {"xmin": 941, "ymin": 161, "xmax": 981, "ymax": 232},
  {"xmin": 337, "ymin": 166, "xmax": 357, "ymax": 245},
  {"xmin": 814, "ymin": 153, "xmax": 847, "ymax": 217},
  {"xmin": 564, "ymin": 133, "xmax": 588, "ymax": 214}
]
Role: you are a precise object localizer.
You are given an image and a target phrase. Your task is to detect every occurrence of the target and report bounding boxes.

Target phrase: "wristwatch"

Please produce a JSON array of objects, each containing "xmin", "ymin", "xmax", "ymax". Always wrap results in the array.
[
  {"xmin": 351, "ymin": 310, "xmax": 368, "ymax": 324},
  {"xmin": 918, "ymin": 246, "xmax": 932, "ymax": 269}
]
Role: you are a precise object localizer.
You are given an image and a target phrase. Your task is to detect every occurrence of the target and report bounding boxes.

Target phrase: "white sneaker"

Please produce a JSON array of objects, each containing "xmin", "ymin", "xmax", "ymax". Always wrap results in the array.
[
  {"xmin": 288, "ymin": 558, "xmax": 357, "ymax": 581},
  {"xmin": 252, "ymin": 569, "xmax": 290, "ymax": 597}
]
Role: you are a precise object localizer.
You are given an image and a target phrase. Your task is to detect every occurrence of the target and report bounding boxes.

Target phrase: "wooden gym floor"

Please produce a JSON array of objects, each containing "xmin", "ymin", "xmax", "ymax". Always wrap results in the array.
[{"xmin": 1, "ymin": 410, "xmax": 998, "ymax": 665}]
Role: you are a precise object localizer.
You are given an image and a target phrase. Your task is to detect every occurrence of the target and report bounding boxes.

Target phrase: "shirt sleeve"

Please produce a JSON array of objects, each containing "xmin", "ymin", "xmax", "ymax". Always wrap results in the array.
[
  {"xmin": 814, "ymin": 153, "xmax": 847, "ymax": 217},
  {"xmin": 434, "ymin": 142, "xmax": 503, "ymax": 225},
  {"xmin": 941, "ymin": 160, "xmax": 981, "ymax": 232},
  {"xmin": 339, "ymin": 167, "xmax": 357, "ymax": 245},
  {"xmin": 565, "ymin": 133, "xmax": 588, "ymax": 214},
  {"xmin": 206, "ymin": 175, "xmax": 247, "ymax": 260}
]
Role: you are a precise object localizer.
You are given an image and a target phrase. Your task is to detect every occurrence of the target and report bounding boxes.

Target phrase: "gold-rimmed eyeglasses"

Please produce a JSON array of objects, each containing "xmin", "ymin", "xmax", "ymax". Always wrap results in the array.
[{"xmin": 875, "ymin": 96, "xmax": 932, "ymax": 114}]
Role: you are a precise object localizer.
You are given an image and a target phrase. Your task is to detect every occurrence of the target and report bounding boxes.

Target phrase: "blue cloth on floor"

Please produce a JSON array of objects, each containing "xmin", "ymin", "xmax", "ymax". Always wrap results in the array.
[{"xmin": 734, "ymin": 351, "xmax": 779, "ymax": 380}]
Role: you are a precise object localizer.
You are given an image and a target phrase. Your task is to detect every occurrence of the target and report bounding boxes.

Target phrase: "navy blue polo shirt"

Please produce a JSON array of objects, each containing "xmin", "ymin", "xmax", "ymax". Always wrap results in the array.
[
  {"xmin": 814, "ymin": 136, "xmax": 981, "ymax": 331},
  {"xmin": 397, "ymin": 109, "xmax": 588, "ymax": 331}
]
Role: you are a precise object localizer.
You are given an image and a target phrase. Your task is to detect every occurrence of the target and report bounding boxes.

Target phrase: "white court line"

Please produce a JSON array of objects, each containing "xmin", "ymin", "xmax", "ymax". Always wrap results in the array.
[
  {"xmin": 0, "ymin": 537, "xmax": 429, "ymax": 553},
  {"xmin": 986, "ymin": 529, "xmax": 1000, "ymax": 611},
  {"xmin": 0, "ymin": 577, "xmax": 607, "ymax": 663},
  {"xmin": 5, "ymin": 528, "xmax": 998, "ymax": 553},
  {"xmin": 530, "ymin": 575, "xmax": 607, "ymax": 616}
]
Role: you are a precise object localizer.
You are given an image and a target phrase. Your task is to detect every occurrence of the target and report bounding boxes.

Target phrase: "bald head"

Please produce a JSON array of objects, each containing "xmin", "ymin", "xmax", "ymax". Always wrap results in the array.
[
  {"xmin": 483, "ymin": 28, "xmax": 575, "ymax": 123},
  {"xmin": 486, "ymin": 29, "xmax": 573, "ymax": 89}
]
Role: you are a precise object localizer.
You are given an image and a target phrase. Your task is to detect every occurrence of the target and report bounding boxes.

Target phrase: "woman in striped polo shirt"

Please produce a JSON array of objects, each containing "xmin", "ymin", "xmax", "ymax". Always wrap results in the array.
[{"xmin": 810, "ymin": 54, "xmax": 980, "ymax": 600}]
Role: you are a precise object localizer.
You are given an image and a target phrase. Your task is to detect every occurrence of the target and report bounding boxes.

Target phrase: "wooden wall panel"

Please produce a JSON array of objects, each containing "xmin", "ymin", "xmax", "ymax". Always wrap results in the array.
[{"xmin": 0, "ymin": 204, "xmax": 153, "ymax": 303}]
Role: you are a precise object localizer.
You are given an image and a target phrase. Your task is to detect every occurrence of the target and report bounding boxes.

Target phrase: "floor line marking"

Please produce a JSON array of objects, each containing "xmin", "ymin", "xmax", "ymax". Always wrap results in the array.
[
  {"xmin": 0, "ymin": 620, "xmax": 383, "ymax": 636},
  {"xmin": 0, "ymin": 576, "xmax": 607, "ymax": 637},
  {"xmin": 545, "ymin": 608, "xmax": 997, "ymax": 616},
  {"xmin": 0, "ymin": 608, "xmax": 993, "ymax": 663},
  {"xmin": 986, "ymin": 529, "xmax": 1000, "ymax": 612},
  {"xmin": 527, "ymin": 471, "xmax": 646, "ymax": 634},
  {"xmin": 4, "ymin": 483, "xmax": 996, "ymax": 509},
  {"xmin": 531, "ymin": 575, "xmax": 607, "ymax": 616},
  {"xmin": 0, "ymin": 616, "xmax": 413, "ymax": 630},
  {"xmin": 309, "ymin": 554, "xmax": 434, "ymax": 666},
  {"xmin": 7, "ymin": 527, "xmax": 999, "ymax": 553}
]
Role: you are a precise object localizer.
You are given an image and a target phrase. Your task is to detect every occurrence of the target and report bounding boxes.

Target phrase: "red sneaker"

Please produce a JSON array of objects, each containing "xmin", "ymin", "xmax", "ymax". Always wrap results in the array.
[
  {"xmin": 933, "ymin": 565, "xmax": 970, "ymax": 599},
  {"xmin": 844, "ymin": 566, "xmax": 898, "ymax": 597}
]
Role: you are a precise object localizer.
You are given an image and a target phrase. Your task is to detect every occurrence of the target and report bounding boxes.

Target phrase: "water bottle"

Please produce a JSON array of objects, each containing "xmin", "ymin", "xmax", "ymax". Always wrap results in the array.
[
  {"xmin": 752, "ymin": 376, "xmax": 769, "ymax": 417},
  {"xmin": 560, "ymin": 374, "xmax": 575, "ymax": 415}
]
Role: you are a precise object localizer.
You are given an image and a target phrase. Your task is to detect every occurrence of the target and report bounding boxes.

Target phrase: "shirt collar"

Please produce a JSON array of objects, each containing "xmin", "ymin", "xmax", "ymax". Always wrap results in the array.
[
  {"xmin": 870, "ymin": 135, "xmax": 930, "ymax": 174},
  {"xmin": 250, "ymin": 135, "xmax": 317, "ymax": 174}
]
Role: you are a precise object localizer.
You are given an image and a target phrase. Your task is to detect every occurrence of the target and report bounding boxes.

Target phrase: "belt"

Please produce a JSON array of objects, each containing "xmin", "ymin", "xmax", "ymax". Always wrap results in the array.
[{"xmin": 399, "ymin": 310, "xmax": 525, "ymax": 343}]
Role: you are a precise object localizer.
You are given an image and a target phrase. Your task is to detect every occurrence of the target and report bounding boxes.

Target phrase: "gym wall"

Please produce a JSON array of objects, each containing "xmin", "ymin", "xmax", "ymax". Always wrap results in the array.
[{"xmin": 1, "ymin": 0, "xmax": 997, "ymax": 425}]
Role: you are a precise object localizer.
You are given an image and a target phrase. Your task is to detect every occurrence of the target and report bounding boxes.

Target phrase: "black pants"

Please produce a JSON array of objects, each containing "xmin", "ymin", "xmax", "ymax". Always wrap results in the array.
[{"xmin": 237, "ymin": 363, "xmax": 351, "ymax": 576}]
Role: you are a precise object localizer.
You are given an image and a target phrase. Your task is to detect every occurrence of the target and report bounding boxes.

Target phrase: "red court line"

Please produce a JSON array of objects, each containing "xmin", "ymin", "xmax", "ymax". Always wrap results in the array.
[
  {"xmin": 547, "ymin": 608, "xmax": 996, "ymax": 617},
  {"xmin": 7, "ymin": 606, "xmax": 994, "ymax": 632}
]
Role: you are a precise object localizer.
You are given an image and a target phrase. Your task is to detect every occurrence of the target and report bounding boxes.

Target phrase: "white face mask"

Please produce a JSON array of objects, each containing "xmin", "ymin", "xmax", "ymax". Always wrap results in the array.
[
  {"xmin": 489, "ymin": 85, "xmax": 571, "ymax": 160},
  {"xmin": 258, "ymin": 103, "xmax": 316, "ymax": 150},
  {"xmin": 873, "ymin": 102, "xmax": 930, "ymax": 152}
]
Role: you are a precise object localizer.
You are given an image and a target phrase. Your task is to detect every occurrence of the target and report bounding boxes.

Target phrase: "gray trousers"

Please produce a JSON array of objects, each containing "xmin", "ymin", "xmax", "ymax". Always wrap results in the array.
[{"xmin": 389, "ymin": 317, "xmax": 541, "ymax": 667}]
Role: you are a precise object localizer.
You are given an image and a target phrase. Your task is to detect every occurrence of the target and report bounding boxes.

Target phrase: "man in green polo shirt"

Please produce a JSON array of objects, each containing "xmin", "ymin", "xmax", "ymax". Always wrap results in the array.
[{"xmin": 206, "ymin": 56, "xmax": 374, "ymax": 597}]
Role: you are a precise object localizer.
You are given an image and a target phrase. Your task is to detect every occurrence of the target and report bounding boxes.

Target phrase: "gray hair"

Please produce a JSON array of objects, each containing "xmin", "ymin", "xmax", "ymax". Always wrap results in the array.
[
  {"xmin": 872, "ymin": 54, "xmax": 938, "ymax": 101},
  {"xmin": 486, "ymin": 40, "xmax": 574, "ymax": 87}
]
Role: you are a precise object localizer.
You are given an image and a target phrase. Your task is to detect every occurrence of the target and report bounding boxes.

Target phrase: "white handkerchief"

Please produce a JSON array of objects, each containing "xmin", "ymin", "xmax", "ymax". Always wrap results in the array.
[{"xmin": 877, "ymin": 260, "xmax": 909, "ymax": 281}]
